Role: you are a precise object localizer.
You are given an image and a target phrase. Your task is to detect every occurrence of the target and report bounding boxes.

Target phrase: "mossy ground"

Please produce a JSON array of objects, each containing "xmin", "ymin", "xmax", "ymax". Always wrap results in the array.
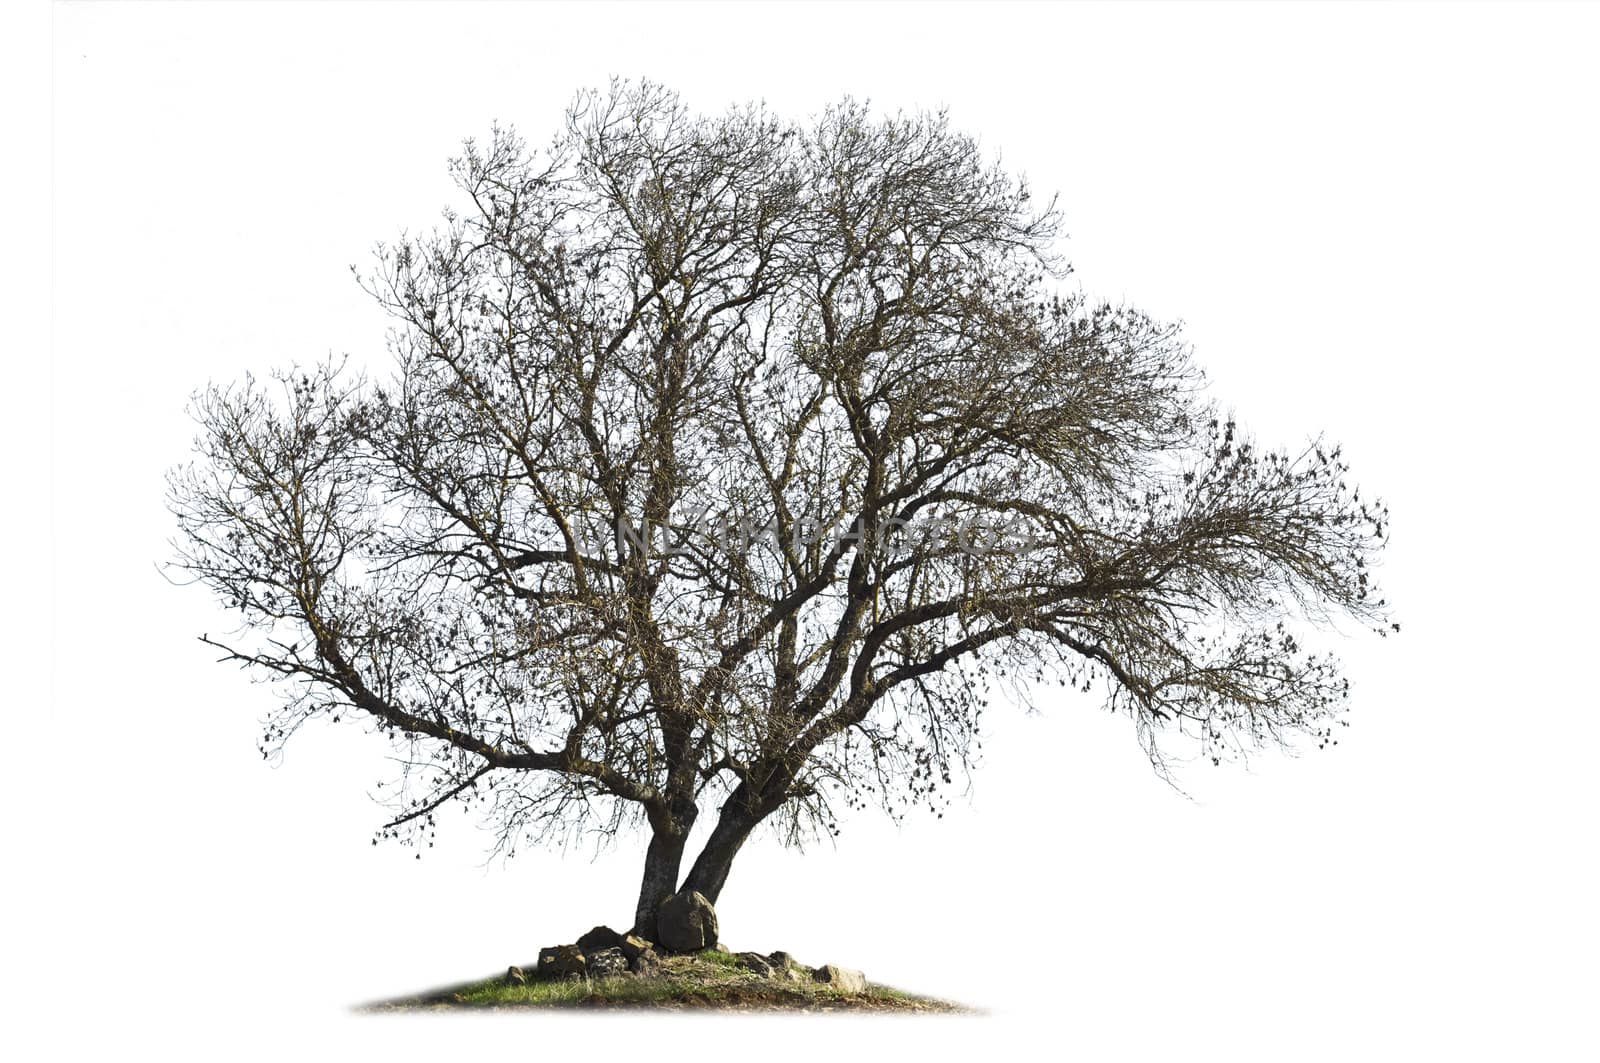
[{"xmin": 361, "ymin": 948, "xmax": 971, "ymax": 1013}]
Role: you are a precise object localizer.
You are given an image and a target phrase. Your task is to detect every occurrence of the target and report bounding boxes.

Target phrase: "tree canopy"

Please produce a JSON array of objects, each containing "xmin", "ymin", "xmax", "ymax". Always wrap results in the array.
[{"xmin": 169, "ymin": 82, "xmax": 1391, "ymax": 935}]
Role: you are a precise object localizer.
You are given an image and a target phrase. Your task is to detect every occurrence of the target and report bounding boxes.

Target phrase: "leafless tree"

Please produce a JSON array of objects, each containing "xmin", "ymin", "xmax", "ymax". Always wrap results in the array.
[{"xmin": 168, "ymin": 82, "xmax": 1392, "ymax": 936}]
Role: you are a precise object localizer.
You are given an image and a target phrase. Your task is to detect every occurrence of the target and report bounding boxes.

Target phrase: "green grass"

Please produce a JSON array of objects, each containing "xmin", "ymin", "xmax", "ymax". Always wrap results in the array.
[
  {"xmin": 364, "ymin": 949, "xmax": 969, "ymax": 1013},
  {"xmin": 693, "ymin": 946, "xmax": 743, "ymax": 969},
  {"xmin": 454, "ymin": 973, "xmax": 703, "ymax": 1007}
]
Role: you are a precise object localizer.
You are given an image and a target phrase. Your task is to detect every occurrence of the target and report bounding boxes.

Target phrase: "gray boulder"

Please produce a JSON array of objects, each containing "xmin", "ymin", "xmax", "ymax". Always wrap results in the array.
[
  {"xmin": 655, "ymin": 890, "xmax": 719, "ymax": 952},
  {"xmin": 585, "ymin": 946, "xmax": 629, "ymax": 979},
  {"xmin": 811, "ymin": 964, "xmax": 867, "ymax": 994}
]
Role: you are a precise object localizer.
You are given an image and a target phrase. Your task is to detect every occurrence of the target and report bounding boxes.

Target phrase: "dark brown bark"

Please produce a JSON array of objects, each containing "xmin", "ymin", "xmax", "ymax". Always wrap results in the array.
[
  {"xmin": 679, "ymin": 807, "xmax": 759, "ymax": 904},
  {"xmin": 633, "ymin": 823, "xmax": 692, "ymax": 936}
]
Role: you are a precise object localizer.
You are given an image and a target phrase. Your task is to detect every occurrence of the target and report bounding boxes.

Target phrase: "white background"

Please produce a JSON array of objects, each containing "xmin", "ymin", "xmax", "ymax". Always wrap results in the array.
[{"xmin": 8, "ymin": 2, "xmax": 1599, "ymax": 1059}]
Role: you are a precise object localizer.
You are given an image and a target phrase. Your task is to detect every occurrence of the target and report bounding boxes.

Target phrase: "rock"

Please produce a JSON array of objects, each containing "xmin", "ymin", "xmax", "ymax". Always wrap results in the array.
[
  {"xmin": 585, "ymin": 946, "xmax": 629, "ymax": 979},
  {"xmin": 766, "ymin": 951, "xmax": 808, "ymax": 982},
  {"xmin": 736, "ymin": 951, "xmax": 774, "ymax": 977},
  {"xmin": 536, "ymin": 944, "xmax": 587, "ymax": 980},
  {"xmin": 619, "ymin": 934, "xmax": 662, "ymax": 975},
  {"xmin": 618, "ymin": 934, "xmax": 655, "ymax": 962},
  {"xmin": 811, "ymin": 964, "xmax": 867, "ymax": 994},
  {"xmin": 505, "ymin": 965, "xmax": 527, "ymax": 986},
  {"xmin": 655, "ymin": 890, "xmax": 719, "ymax": 952},
  {"xmin": 711, "ymin": 941, "xmax": 731, "ymax": 954},
  {"xmin": 576, "ymin": 925, "xmax": 625, "ymax": 953}
]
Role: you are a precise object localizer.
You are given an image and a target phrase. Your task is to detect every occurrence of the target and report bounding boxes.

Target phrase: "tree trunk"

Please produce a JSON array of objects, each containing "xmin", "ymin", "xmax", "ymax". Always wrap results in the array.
[
  {"xmin": 679, "ymin": 809, "xmax": 758, "ymax": 904},
  {"xmin": 633, "ymin": 824, "xmax": 691, "ymax": 936}
]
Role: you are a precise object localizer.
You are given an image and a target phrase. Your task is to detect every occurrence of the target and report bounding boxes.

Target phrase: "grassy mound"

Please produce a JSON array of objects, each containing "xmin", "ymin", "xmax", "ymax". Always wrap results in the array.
[{"xmin": 361, "ymin": 947, "xmax": 970, "ymax": 1013}]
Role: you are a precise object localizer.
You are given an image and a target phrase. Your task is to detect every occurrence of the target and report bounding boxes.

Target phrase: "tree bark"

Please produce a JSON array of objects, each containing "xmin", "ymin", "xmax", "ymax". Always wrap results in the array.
[
  {"xmin": 633, "ymin": 818, "xmax": 693, "ymax": 936},
  {"xmin": 679, "ymin": 808, "xmax": 758, "ymax": 904}
]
